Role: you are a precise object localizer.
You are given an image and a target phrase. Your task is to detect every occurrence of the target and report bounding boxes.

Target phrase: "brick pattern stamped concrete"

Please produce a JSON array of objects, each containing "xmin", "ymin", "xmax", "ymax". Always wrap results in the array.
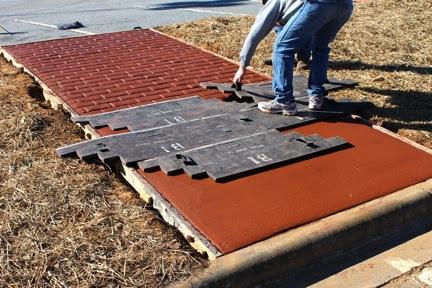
[
  {"xmin": 2, "ymin": 29, "xmax": 268, "ymax": 115},
  {"xmin": 2, "ymin": 29, "xmax": 432, "ymax": 260}
]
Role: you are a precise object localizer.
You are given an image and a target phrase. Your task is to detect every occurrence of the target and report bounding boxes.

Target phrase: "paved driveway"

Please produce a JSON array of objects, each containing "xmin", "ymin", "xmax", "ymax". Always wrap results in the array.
[{"xmin": 0, "ymin": 0, "xmax": 261, "ymax": 46}]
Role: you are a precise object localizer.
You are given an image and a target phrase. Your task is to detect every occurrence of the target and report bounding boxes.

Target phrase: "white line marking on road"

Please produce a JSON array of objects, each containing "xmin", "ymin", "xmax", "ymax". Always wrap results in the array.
[
  {"xmin": 13, "ymin": 19, "xmax": 57, "ymax": 28},
  {"xmin": 12, "ymin": 19, "xmax": 95, "ymax": 35},
  {"xmin": 133, "ymin": 4, "xmax": 157, "ymax": 9},
  {"xmin": 133, "ymin": 5, "xmax": 250, "ymax": 16}
]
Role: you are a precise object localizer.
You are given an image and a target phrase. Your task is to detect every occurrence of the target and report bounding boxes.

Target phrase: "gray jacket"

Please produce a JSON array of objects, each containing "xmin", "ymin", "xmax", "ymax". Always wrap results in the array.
[
  {"xmin": 239, "ymin": 0, "xmax": 352, "ymax": 67},
  {"xmin": 239, "ymin": 0, "xmax": 304, "ymax": 67}
]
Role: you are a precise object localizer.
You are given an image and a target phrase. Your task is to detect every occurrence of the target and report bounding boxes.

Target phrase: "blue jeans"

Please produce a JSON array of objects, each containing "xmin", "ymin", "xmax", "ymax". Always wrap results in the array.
[
  {"xmin": 273, "ymin": 26, "xmax": 311, "ymax": 62},
  {"xmin": 272, "ymin": 0, "xmax": 353, "ymax": 103}
]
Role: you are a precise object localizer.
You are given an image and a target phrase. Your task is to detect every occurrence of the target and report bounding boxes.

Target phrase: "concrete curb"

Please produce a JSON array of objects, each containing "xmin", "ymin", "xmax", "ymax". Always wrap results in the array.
[{"xmin": 175, "ymin": 178, "xmax": 432, "ymax": 288}]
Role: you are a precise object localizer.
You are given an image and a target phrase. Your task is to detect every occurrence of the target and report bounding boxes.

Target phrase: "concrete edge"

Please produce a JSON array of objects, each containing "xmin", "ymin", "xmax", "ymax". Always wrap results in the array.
[
  {"xmin": 117, "ymin": 163, "xmax": 223, "ymax": 259},
  {"xmin": 352, "ymin": 115, "xmax": 432, "ymax": 155},
  {"xmin": 175, "ymin": 178, "xmax": 432, "ymax": 288},
  {"xmin": 372, "ymin": 124, "xmax": 432, "ymax": 155},
  {"xmin": 82, "ymin": 124, "xmax": 223, "ymax": 260}
]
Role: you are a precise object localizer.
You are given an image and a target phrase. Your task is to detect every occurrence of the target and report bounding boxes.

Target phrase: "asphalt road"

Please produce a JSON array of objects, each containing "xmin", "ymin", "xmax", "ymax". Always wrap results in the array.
[{"xmin": 0, "ymin": 0, "xmax": 261, "ymax": 46}]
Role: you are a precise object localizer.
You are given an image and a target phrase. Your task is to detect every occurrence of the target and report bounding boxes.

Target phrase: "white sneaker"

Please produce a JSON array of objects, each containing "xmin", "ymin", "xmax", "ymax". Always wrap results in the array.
[
  {"xmin": 308, "ymin": 96, "xmax": 324, "ymax": 110},
  {"xmin": 258, "ymin": 100, "xmax": 298, "ymax": 116}
]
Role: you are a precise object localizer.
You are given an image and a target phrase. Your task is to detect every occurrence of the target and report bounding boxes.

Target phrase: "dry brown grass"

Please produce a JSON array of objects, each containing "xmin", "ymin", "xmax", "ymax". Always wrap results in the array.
[
  {"xmin": 0, "ymin": 57, "xmax": 207, "ymax": 287},
  {"xmin": 157, "ymin": 0, "xmax": 432, "ymax": 149}
]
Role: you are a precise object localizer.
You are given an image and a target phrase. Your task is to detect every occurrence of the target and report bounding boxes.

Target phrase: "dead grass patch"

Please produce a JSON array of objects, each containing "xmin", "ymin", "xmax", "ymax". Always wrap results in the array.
[
  {"xmin": 0, "ymin": 57, "xmax": 207, "ymax": 287},
  {"xmin": 157, "ymin": 0, "xmax": 432, "ymax": 149}
]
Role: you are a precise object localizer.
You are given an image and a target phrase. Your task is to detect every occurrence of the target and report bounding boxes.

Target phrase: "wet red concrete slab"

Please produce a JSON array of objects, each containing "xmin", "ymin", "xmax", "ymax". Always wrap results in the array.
[
  {"xmin": 3, "ymin": 29, "xmax": 268, "ymax": 115},
  {"xmin": 5, "ymin": 30, "xmax": 431, "ymax": 256},
  {"xmin": 138, "ymin": 119, "xmax": 432, "ymax": 253}
]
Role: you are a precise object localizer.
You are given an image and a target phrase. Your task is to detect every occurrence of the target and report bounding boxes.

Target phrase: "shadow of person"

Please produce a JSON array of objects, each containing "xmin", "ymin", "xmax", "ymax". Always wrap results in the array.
[
  {"xmin": 147, "ymin": 0, "xmax": 251, "ymax": 10},
  {"xmin": 358, "ymin": 86, "xmax": 432, "ymax": 132}
]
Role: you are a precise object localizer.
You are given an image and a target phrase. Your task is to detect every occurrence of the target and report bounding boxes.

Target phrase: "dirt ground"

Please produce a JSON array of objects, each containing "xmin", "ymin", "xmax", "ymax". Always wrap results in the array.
[
  {"xmin": 0, "ymin": 0, "xmax": 431, "ymax": 287},
  {"xmin": 0, "ymin": 57, "xmax": 207, "ymax": 287}
]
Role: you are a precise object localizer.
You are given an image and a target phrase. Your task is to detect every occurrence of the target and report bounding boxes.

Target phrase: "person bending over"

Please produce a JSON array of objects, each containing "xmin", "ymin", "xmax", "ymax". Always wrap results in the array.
[{"xmin": 233, "ymin": 0, "xmax": 353, "ymax": 116}]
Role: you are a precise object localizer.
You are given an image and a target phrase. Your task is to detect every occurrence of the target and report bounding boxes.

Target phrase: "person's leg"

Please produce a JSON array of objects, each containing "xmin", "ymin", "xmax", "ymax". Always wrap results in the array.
[
  {"xmin": 263, "ymin": 26, "xmax": 312, "ymax": 69},
  {"xmin": 270, "ymin": 1, "xmax": 337, "ymax": 103},
  {"xmin": 271, "ymin": 2, "xmax": 315, "ymax": 106},
  {"xmin": 308, "ymin": 2, "xmax": 353, "ymax": 109},
  {"xmin": 260, "ymin": 3, "xmax": 314, "ymax": 115},
  {"xmin": 296, "ymin": 38, "xmax": 312, "ymax": 70},
  {"xmin": 261, "ymin": 1, "xmax": 346, "ymax": 115}
]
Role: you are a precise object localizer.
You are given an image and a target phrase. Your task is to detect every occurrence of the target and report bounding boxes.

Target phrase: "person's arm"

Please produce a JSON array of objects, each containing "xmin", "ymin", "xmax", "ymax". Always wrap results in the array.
[
  {"xmin": 233, "ymin": 0, "xmax": 282, "ymax": 84},
  {"xmin": 240, "ymin": 1, "xmax": 281, "ymax": 67}
]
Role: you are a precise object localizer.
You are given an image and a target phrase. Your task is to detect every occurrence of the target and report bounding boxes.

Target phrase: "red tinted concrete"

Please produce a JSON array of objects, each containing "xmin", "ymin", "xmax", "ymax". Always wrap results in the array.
[
  {"xmin": 3, "ymin": 29, "xmax": 268, "ymax": 115},
  {"xmin": 138, "ymin": 119, "xmax": 432, "ymax": 253},
  {"xmin": 6, "ymin": 30, "xmax": 431, "ymax": 256},
  {"xmin": 95, "ymin": 127, "xmax": 128, "ymax": 136}
]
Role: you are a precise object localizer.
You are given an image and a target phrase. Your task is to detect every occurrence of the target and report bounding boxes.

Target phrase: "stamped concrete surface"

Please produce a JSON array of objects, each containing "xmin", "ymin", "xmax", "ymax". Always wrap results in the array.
[
  {"xmin": 3, "ymin": 29, "xmax": 432, "ymax": 256},
  {"xmin": 2, "ymin": 29, "xmax": 268, "ymax": 115},
  {"xmin": 142, "ymin": 119, "xmax": 432, "ymax": 253}
]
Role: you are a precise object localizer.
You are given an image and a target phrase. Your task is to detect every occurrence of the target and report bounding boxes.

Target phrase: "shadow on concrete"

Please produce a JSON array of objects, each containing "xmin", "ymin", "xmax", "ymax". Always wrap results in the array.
[
  {"xmin": 274, "ymin": 224, "xmax": 432, "ymax": 287},
  {"xmin": 147, "ymin": 0, "xmax": 252, "ymax": 10},
  {"xmin": 329, "ymin": 60, "xmax": 432, "ymax": 75}
]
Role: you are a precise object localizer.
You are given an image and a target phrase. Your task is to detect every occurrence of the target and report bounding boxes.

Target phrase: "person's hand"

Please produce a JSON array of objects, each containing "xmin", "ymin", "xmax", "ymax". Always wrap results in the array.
[{"xmin": 233, "ymin": 65, "xmax": 247, "ymax": 86}]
